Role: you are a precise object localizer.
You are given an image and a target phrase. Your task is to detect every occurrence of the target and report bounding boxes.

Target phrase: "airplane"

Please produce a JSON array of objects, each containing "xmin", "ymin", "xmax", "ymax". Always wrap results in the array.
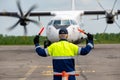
[{"xmin": 0, "ymin": 0, "xmax": 120, "ymax": 48}]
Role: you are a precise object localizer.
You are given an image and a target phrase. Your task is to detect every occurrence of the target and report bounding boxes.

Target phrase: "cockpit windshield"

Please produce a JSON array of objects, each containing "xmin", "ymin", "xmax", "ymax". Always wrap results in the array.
[
  {"xmin": 54, "ymin": 20, "xmax": 61, "ymax": 25},
  {"xmin": 54, "ymin": 20, "xmax": 70, "ymax": 26},
  {"xmin": 48, "ymin": 19, "xmax": 77, "ymax": 29},
  {"xmin": 48, "ymin": 20, "xmax": 77, "ymax": 26}
]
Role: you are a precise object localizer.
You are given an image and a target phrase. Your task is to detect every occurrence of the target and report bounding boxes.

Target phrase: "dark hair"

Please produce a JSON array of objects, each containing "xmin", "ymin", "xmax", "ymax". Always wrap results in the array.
[{"xmin": 59, "ymin": 28, "xmax": 68, "ymax": 34}]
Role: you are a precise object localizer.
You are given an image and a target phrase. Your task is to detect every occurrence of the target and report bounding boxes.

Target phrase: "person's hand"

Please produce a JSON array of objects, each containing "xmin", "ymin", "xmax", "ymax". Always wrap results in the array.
[
  {"xmin": 87, "ymin": 33, "xmax": 93, "ymax": 41},
  {"xmin": 33, "ymin": 35, "xmax": 39, "ymax": 44}
]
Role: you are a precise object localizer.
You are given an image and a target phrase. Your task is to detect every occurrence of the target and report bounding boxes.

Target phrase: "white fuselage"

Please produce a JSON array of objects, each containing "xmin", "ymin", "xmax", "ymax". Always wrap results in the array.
[{"xmin": 46, "ymin": 11, "xmax": 87, "ymax": 43}]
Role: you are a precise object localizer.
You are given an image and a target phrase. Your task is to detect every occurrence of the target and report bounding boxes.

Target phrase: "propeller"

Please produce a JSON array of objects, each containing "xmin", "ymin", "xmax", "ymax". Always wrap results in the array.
[
  {"xmin": 96, "ymin": 0, "xmax": 120, "ymax": 33},
  {"xmin": 8, "ymin": 0, "xmax": 39, "ymax": 35},
  {"xmin": 96, "ymin": 0, "xmax": 118, "ymax": 24}
]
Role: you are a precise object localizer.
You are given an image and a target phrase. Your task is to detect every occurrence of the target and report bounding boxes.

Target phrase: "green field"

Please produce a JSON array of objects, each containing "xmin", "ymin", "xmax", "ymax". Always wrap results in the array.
[
  {"xmin": 0, "ymin": 35, "xmax": 46, "ymax": 45},
  {"xmin": 94, "ymin": 33, "xmax": 120, "ymax": 44},
  {"xmin": 0, "ymin": 33, "xmax": 120, "ymax": 45}
]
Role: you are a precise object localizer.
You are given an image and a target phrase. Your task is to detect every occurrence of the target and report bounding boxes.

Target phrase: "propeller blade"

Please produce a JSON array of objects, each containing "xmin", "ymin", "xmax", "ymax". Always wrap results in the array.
[
  {"xmin": 23, "ymin": 26, "xmax": 27, "ymax": 36},
  {"xmin": 8, "ymin": 20, "xmax": 20, "ymax": 30},
  {"xmin": 103, "ymin": 24, "xmax": 108, "ymax": 33},
  {"xmin": 111, "ymin": 0, "xmax": 117, "ymax": 13},
  {"xmin": 25, "ymin": 18, "xmax": 39, "ymax": 25},
  {"xmin": 96, "ymin": 0, "xmax": 106, "ymax": 11},
  {"xmin": 17, "ymin": 0, "xmax": 23, "ymax": 17},
  {"xmin": 115, "ymin": 21, "xmax": 120, "ymax": 30},
  {"xmin": 24, "ymin": 5, "xmax": 37, "ymax": 17}
]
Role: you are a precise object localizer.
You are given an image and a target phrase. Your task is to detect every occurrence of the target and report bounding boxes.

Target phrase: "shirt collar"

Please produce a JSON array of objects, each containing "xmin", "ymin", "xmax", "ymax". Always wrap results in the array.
[{"xmin": 59, "ymin": 39, "xmax": 67, "ymax": 41}]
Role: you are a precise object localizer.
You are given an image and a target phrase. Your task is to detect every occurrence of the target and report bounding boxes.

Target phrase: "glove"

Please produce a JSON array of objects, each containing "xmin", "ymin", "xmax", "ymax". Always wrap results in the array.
[
  {"xmin": 87, "ymin": 33, "xmax": 93, "ymax": 41},
  {"xmin": 33, "ymin": 35, "xmax": 39, "ymax": 44}
]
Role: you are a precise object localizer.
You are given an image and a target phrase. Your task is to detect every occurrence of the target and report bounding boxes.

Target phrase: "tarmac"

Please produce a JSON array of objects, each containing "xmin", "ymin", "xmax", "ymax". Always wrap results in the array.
[{"xmin": 0, "ymin": 44, "xmax": 120, "ymax": 80}]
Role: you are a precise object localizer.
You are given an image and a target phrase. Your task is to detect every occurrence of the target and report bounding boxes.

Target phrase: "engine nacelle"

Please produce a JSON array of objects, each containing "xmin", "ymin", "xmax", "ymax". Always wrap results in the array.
[{"xmin": 106, "ymin": 13, "xmax": 114, "ymax": 24}]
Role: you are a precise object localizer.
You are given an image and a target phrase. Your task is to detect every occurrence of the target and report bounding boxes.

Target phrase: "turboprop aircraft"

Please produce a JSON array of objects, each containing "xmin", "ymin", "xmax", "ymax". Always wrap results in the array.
[{"xmin": 0, "ymin": 0, "xmax": 120, "ymax": 47}]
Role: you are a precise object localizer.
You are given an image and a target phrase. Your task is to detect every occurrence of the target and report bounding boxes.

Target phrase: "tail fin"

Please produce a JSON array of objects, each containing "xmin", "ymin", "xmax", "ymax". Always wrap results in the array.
[{"xmin": 72, "ymin": 0, "xmax": 75, "ymax": 10}]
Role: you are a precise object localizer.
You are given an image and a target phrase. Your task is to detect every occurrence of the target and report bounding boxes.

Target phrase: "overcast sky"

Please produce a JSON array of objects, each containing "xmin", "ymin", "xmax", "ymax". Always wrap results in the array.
[{"xmin": 0, "ymin": 0, "xmax": 120, "ymax": 36}]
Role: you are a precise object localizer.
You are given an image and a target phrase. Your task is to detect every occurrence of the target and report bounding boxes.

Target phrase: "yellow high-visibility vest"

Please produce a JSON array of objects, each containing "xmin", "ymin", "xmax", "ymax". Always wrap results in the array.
[{"xmin": 47, "ymin": 41, "xmax": 79, "ymax": 56}]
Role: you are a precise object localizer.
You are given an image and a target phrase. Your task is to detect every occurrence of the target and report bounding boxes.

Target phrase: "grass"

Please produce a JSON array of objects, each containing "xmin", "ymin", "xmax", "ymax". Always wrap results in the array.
[{"xmin": 0, "ymin": 33, "xmax": 120, "ymax": 45}]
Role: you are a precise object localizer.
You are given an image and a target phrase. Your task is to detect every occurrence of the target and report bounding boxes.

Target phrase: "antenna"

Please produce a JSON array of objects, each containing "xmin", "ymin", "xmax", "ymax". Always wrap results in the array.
[{"xmin": 72, "ymin": 0, "xmax": 75, "ymax": 10}]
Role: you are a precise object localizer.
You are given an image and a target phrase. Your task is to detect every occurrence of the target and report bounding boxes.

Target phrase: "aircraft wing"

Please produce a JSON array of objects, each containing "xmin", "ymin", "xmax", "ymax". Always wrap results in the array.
[
  {"xmin": 84, "ymin": 11, "xmax": 106, "ymax": 15},
  {"xmin": 29, "ymin": 11, "xmax": 107, "ymax": 16},
  {"xmin": 25, "ymin": 10, "xmax": 120, "ymax": 16},
  {"xmin": 30, "ymin": 10, "xmax": 107, "ymax": 16},
  {"xmin": 30, "ymin": 10, "xmax": 120, "ymax": 16},
  {"xmin": 0, "ymin": 12, "xmax": 18, "ymax": 17},
  {"xmin": 84, "ymin": 10, "xmax": 120, "ymax": 15},
  {"xmin": 0, "ymin": 11, "xmax": 53, "ymax": 17},
  {"xmin": 29, "ymin": 12, "xmax": 53, "ymax": 16},
  {"xmin": 0, "ymin": 10, "xmax": 120, "ymax": 17}
]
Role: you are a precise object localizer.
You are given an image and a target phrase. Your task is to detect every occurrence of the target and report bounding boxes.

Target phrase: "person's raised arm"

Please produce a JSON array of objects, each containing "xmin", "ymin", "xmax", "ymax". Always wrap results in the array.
[
  {"xmin": 33, "ymin": 35, "xmax": 48, "ymax": 57},
  {"xmin": 80, "ymin": 33, "xmax": 94, "ymax": 55}
]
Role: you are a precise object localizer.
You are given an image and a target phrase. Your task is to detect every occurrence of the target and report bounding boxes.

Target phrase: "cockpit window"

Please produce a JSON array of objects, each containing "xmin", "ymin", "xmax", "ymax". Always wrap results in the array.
[
  {"xmin": 50, "ymin": 19, "xmax": 78, "ymax": 29},
  {"xmin": 52, "ymin": 20, "xmax": 70, "ymax": 29},
  {"xmin": 54, "ymin": 20, "xmax": 61, "ymax": 25},
  {"xmin": 53, "ymin": 20, "xmax": 70, "ymax": 26},
  {"xmin": 48, "ymin": 20, "xmax": 77, "ymax": 26},
  {"xmin": 48, "ymin": 20, "xmax": 53, "ymax": 25},
  {"xmin": 62, "ymin": 20, "xmax": 70, "ymax": 25},
  {"xmin": 70, "ymin": 20, "xmax": 77, "ymax": 25}
]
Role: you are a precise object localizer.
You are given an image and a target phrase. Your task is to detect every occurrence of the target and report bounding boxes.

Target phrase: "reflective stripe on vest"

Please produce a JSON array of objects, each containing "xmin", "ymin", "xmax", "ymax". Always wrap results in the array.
[{"xmin": 52, "ymin": 56, "xmax": 74, "ymax": 59}]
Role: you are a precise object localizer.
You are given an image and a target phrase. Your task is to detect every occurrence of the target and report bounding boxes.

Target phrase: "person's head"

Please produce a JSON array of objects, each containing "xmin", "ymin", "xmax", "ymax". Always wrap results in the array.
[{"xmin": 59, "ymin": 28, "xmax": 68, "ymax": 40}]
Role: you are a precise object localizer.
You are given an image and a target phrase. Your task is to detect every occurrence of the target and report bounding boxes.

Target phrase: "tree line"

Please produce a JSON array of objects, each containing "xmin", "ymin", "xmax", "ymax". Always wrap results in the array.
[{"xmin": 94, "ymin": 33, "xmax": 120, "ymax": 44}]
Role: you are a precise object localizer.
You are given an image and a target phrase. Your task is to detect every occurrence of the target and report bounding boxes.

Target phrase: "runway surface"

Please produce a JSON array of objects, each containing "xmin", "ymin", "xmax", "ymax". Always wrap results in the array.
[{"xmin": 0, "ymin": 44, "xmax": 120, "ymax": 80}]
